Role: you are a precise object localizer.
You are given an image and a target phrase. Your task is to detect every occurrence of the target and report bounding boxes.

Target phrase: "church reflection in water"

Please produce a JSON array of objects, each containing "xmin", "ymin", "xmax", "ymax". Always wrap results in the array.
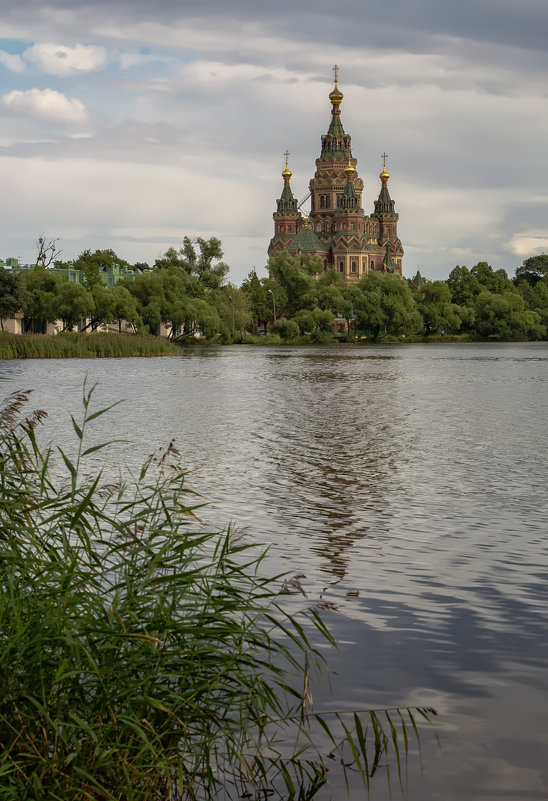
[{"xmin": 256, "ymin": 352, "xmax": 412, "ymax": 583}]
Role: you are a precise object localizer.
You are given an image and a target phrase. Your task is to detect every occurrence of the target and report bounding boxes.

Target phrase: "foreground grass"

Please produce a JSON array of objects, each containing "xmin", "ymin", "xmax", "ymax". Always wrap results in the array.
[
  {"xmin": 0, "ymin": 331, "xmax": 182, "ymax": 359},
  {"xmin": 0, "ymin": 382, "xmax": 435, "ymax": 800}
]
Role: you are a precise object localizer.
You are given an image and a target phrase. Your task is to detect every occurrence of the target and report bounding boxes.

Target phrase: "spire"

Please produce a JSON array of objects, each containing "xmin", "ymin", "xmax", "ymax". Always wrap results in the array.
[
  {"xmin": 374, "ymin": 153, "xmax": 395, "ymax": 214},
  {"xmin": 277, "ymin": 150, "xmax": 298, "ymax": 211},
  {"xmin": 338, "ymin": 157, "xmax": 359, "ymax": 209},
  {"xmin": 327, "ymin": 64, "xmax": 345, "ymax": 139}
]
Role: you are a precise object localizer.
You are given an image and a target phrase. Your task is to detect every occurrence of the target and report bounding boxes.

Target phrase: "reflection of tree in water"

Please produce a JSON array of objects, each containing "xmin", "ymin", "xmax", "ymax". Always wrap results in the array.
[{"xmin": 260, "ymin": 352, "xmax": 412, "ymax": 582}]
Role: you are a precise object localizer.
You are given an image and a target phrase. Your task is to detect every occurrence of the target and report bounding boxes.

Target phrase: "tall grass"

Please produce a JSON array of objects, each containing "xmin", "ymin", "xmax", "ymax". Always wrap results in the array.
[
  {"xmin": 0, "ymin": 382, "xmax": 435, "ymax": 800},
  {"xmin": 0, "ymin": 332, "xmax": 182, "ymax": 359}
]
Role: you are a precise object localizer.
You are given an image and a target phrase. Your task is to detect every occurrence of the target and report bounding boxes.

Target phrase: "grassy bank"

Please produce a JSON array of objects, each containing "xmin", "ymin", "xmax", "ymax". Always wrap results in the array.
[{"xmin": 0, "ymin": 331, "xmax": 182, "ymax": 359}]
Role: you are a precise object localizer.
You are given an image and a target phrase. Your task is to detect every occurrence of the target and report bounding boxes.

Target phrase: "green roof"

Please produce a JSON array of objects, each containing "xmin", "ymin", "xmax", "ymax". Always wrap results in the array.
[
  {"xmin": 288, "ymin": 227, "xmax": 324, "ymax": 253},
  {"xmin": 327, "ymin": 116, "xmax": 345, "ymax": 138}
]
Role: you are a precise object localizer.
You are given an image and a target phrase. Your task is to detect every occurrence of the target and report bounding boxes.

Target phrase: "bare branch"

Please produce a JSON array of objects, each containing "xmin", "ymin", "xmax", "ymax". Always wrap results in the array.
[{"xmin": 35, "ymin": 233, "xmax": 62, "ymax": 268}]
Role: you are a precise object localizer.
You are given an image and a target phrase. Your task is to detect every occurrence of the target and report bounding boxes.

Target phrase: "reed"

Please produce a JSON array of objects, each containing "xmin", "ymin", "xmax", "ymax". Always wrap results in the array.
[
  {"xmin": 0, "ymin": 332, "xmax": 182, "ymax": 359},
  {"xmin": 0, "ymin": 382, "xmax": 435, "ymax": 800}
]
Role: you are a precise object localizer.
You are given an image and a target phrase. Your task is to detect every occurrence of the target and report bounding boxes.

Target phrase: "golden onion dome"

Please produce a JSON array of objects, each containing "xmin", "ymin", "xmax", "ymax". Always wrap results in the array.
[
  {"xmin": 379, "ymin": 166, "xmax": 390, "ymax": 181},
  {"xmin": 345, "ymin": 158, "xmax": 355, "ymax": 176},
  {"xmin": 329, "ymin": 84, "xmax": 344, "ymax": 103}
]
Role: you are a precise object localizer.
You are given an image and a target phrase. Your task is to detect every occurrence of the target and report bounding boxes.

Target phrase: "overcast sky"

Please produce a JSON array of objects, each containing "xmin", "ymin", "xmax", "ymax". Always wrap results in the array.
[{"xmin": 1, "ymin": 0, "xmax": 547, "ymax": 284}]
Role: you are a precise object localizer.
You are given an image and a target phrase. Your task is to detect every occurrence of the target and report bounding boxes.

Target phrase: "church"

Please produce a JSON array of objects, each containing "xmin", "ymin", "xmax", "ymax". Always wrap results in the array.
[{"xmin": 268, "ymin": 68, "xmax": 403, "ymax": 282}]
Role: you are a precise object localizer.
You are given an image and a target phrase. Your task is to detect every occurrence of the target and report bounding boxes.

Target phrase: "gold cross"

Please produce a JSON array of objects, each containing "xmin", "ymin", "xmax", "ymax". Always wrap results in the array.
[
  {"xmin": 333, "ymin": 64, "xmax": 339, "ymax": 85},
  {"xmin": 382, "ymin": 152, "xmax": 388, "ymax": 169},
  {"xmin": 283, "ymin": 150, "xmax": 290, "ymax": 169}
]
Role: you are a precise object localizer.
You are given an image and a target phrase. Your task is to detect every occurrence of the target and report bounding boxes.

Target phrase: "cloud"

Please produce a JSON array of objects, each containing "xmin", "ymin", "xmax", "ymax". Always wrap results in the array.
[
  {"xmin": 23, "ymin": 42, "xmax": 109, "ymax": 76},
  {"xmin": 506, "ymin": 234, "xmax": 548, "ymax": 259},
  {"xmin": 2, "ymin": 88, "xmax": 88, "ymax": 123},
  {"xmin": 0, "ymin": 50, "xmax": 26, "ymax": 72}
]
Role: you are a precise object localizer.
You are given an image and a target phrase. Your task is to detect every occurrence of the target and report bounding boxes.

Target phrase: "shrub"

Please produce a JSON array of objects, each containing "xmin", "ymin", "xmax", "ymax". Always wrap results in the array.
[
  {"xmin": 0, "ymin": 383, "xmax": 434, "ymax": 800},
  {"xmin": 271, "ymin": 318, "xmax": 299, "ymax": 341}
]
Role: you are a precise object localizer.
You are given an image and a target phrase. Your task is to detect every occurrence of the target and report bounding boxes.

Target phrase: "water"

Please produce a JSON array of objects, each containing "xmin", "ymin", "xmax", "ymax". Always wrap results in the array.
[{"xmin": 2, "ymin": 342, "xmax": 548, "ymax": 800}]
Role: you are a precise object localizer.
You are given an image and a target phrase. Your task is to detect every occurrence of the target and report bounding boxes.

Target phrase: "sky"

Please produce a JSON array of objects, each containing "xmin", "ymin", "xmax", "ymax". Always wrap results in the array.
[{"xmin": 1, "ymin": 0, "xmax": 547, "ymax": 285}]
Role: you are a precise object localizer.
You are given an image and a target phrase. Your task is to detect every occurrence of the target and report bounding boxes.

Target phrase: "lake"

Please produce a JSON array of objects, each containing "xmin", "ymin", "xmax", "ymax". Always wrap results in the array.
[{"xmin": 1, "ymin": 342, "xmax": 548, "ymax": 800}]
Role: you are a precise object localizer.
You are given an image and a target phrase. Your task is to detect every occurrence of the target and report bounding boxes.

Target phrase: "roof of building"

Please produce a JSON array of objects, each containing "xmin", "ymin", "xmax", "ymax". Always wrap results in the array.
[{"xmin": 288, "ymin": 226, "xmax": 324, "ymax": 253}]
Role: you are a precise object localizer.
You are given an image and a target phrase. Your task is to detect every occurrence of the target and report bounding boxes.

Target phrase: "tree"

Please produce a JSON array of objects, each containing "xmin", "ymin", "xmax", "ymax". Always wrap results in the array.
[
  {"xmin": 34, "ymin": 233, "xmax": 62, "ymax": 268},
  {"xmin": 155, "ymin": 237, "xmax": 229, "ymax": 293},
  {"xmin": 415, "ymin": 281, "xmax": 462, "ymax": 335},
  {"xmin": 514, "ymin": 254, "xmax": 548, "ymax": 287},
  {"xmin": 20, "ymin": 268, "xmax": 62, "ymax": 332},
  {"xmin": 268, "ymin": 252, "xmax": 315, "ymax": 316},
  {"xmin": 213, "ymin": 285, "xmax": 251, "ymax": 340},
  {"xmin": 0, "ymin": 271, "xmax": 24, "ymax": 330},
  {"xmin": 125, "ymin": 271, "xmax": 167, "ymax": 335},
  {"xmin": 241, "ymin": 270, "xmax": 269, "ymax": 333},
  {"xmin": 271, "ymin": 317, "xmax": 299, "ymax": 340},
  {"xmin": 111, "ymin": 284, "xmax": 141, "ymax": 333},
  {"xmin": 355, "ymin": 272, "xmax": 421, "ymax": 341},
  {"xmin": 56, "ymin": 282, "xmax": 94, "ymax": 332},
  {"xmin": 470, "ymin": 261, "xmax": 512, "ymax": 294},
  {"xmin": 474, "ymin": 290, "xmax": 545, "ymax": 340},
  {"xmin": 446, "ymin": 265, "xmax": 481, "ymax": 306}
]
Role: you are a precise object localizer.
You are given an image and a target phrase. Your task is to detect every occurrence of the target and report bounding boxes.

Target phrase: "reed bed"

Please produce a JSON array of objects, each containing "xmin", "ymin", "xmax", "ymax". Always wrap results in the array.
[
  {"xmin": 0, "ymin": 332, "xmax": 182, "ymax": 359},
  {"xmin": 0, "ymin": 382, "xmax": 435, "ymax": 800}
]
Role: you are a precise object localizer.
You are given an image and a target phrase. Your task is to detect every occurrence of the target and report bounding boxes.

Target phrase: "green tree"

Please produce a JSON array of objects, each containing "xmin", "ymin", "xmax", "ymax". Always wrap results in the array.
[
  {"xmin": 0, "ymin": 270, "xmax": 24, "ymax": 330},
  {"xmin": 125, "ymin": 271, "xmax": 167, "ymax": 335},
  {"xmin": 474, "ymin": 290, "xmax": 545, "ymax": 340},
  {"xmin": 241, "ymin": 270, "xmax": 269, "ymax": 333},
  {"xmin": 213, "ymin": 285, "xmax": 251, "ymax": 340},
  {"xmin": 79, "ymin": 284, "xmax": 116, "ymax": 332},
  {"xmin": 56, "ymin": 281, "xmax": 94, "ymax": 331},
  {"xmin": 514, "ymin": 254, "xmax": 548, "ymax": 287},
  {"xmin": 155, "ymin": 237, "xmax": 229, "ymax": 293},
  {"xmin": 262, "ymin": 278, "xmax": 288, "ymax": 325},
  {"xmin": 355, "ymin": 272, "xmax": 421, "ymax": 341},
  {"xmin": 111, "ymin": 284, "xmax": 141, "ymax": 333},
  {"xmin": 20, "ymin": 268, "xmax": 62, "ymax": 333},
  {"xmin": 416, "ymin": 281, "xmax": 462, "ymax": 335},
  {"xmin": 446, "ymin": 265, "xmax": 481, "ymax": 306},
  {"xmin": 271, "ymin": 317, "xmax": 299, "ymax": 340},
  {"xmin": 268, "ymin": 252, "xmax": 315, "ymax": 316},
  {"xmin": 470, "ymin": 261, "xmax": 512, "ymax": 294}
]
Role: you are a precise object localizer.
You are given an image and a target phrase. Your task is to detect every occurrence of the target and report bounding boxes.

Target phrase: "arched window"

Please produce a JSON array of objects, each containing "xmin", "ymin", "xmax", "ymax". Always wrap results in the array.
[
  {"xmin": 325, "ymin": 220, "xmax": 331, "ymax": 232},
  {"xmin": 320, "ymin": 196, "xmax": 325, "ymax": 209},
  {"xmin": 316, "ymin": 221, "xmax": 322, "ymax": 233},
  {"xmin": 326, "ymin": 195, "xmax": 331, "ymax": 209},
  {"xmin": 338, "ymin": 260, "xmax": 344, "ymax": 272}
]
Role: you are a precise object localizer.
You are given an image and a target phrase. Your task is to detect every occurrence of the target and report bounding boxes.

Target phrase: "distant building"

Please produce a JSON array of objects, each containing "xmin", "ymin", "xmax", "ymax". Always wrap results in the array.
[
  {"xmin": 54, "ymin": 261, "xmax": 135, "ymax": 287},
  {"xmin": 0, "ymin": 257, "xmax": 21, "ymax": 269},
  {"xmin": 268, "ymin": 68, "xmax": 403, "ymax": 282}
]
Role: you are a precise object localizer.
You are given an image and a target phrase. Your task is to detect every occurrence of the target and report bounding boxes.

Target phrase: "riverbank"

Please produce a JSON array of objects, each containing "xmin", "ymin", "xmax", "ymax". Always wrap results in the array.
[{"xmin": 0, "ymin": 331, "xmax": 182, "ymax": 359}]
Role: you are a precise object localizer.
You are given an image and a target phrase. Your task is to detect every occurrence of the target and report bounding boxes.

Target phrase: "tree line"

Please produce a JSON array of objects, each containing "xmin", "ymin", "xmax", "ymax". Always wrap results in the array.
[
  {"xmin": 1, "ymin": 237, "xmax": 547, "ymax": 341},
  {"xmin": 243, "ymin": 251, "xmax": 548, "ymax": 342}
]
